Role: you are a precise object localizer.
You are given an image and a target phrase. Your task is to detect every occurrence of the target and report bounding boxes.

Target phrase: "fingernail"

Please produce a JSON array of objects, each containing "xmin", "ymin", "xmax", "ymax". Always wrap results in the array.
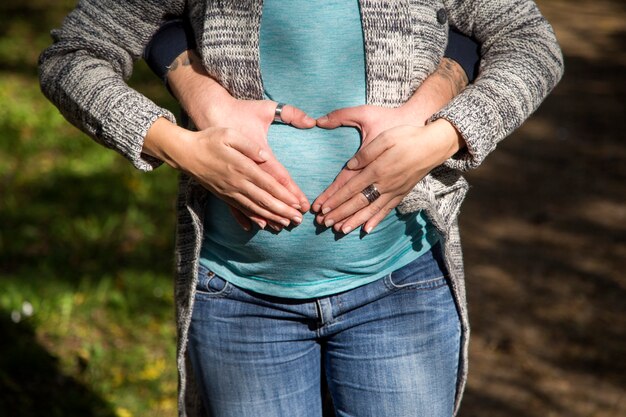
[
  {"xmin": 342, "ymin": 226, "xmax": 353, "ymax": 234},
  {"xmin": 259, "ymin": 150, "xmax": 269, "ymax": 161},
  {"xmin": 293, "ymin": 215, "xmax": 302, "ymax": 224},
  {"xmin": 242, "ymin": 224, "xmax": 251, "ymax": 232},
  {"xmin": 305, "ymin": 116, "xmax": 315, "ymax": 124},
  {"xmin": 257, "ymin": 220, "xmax": 267, "ymax": 229},
  {"xmin": 325, "ymin": 219, "xmax": 335, "ymax": 227},
  {"xmin": 347, "ymin": 158, "xmax": 358, "ymax": 169},
  {"xmin": 318, "ymin": 116, "xmax": 328, "ymax": 123},
  {"xmin": 279, "ymin": 218, "xmax": 291, "ymax": 227},
  {"xmin": 364, "ymin": 225, "xmax": 373, "ymax": 234},
  {"xmin": 291, "ymin": 203, "xmax": 302, "ymax": 210},
  {"xmin": 322, "ymin": 207, "xmax": 331, "ymax": 215}
]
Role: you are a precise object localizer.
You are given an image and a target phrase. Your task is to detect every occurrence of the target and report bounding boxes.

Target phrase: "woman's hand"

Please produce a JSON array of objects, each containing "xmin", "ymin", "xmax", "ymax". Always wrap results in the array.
[
  {"xmin": 143, "ymin": 118, "xmax": 305, "ymax": 230},
  {"xmin": 312, "ymin": 104, "xmax": 421, "ymax": 226},
  {"xmin": 195, "ymin": 88, "xmax": 314, "ymax": 231},
  {"xmin": 167, "ymin": 50, "xmax": 315, "ymax": 230},
  {"xmin": 313, "ymin": 57, "xmax": 469, "ymax": 232},
  {"xmin": 314, "ymin": 120, "xmax": 465, "ymax": 234}
]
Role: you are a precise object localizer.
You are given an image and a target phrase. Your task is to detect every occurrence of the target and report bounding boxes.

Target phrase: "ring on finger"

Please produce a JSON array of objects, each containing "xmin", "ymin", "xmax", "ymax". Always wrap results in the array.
[
  {"xmin": 361, "ymin": 184, "xmax": 381, "ymax": 204},
  {"xmin": 274, "ymin": 102, "xmax": 287, "ymax": 123}
]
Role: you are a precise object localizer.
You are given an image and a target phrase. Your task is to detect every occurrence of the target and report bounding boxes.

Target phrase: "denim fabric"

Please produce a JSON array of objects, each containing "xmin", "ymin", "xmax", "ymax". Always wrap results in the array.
[{"xmin": 188, "ymin": 245, "xmax": 461, "ymax": 417}]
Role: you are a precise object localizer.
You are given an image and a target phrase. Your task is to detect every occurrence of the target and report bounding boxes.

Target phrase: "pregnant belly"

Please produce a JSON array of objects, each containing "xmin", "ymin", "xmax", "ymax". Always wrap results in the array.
[
  {"xmin": 269, "ymin": 124, "xmax": 360, "ymax": 197},
  {"xmin": 202, "ymin": 124, "xmax": 423, "ymax": 282}
]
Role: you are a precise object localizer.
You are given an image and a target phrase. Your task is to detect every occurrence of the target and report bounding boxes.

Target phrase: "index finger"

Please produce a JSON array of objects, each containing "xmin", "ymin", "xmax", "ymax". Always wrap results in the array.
[{"xmin": 312, "ymin": 167, "xmax": 359, "ymax": 213}]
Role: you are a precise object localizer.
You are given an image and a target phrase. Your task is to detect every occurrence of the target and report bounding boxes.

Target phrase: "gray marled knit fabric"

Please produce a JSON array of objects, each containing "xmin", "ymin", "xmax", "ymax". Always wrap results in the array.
[{"xmin": 39, "ymin": 1, "xmax": 563, "ymax": 416}]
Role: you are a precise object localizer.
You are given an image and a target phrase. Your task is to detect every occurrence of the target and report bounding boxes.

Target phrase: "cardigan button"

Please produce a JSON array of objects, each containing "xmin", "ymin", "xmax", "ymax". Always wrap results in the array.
[{"xmin": 437, "ymin": 8, "xmax": 448, "ymax": 24}]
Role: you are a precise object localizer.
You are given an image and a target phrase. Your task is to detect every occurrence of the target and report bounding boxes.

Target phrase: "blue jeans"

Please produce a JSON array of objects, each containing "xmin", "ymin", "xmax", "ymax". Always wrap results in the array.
[{"xmin": 188, "ymin": 245, "xmax": 461, "ymax": 417}]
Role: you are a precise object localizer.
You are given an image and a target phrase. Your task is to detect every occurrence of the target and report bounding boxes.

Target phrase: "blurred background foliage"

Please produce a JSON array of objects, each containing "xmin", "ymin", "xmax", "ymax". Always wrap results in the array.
[
  {"xmin": 0, "ymin": 1, "xmax": 624, "ymax": 417},
  {"xmin": 1, "ymin": 1, "xmax": 179, "ymax": 416}
]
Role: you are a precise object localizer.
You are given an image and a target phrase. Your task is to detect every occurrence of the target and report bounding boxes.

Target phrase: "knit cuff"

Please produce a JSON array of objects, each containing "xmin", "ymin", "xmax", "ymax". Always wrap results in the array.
[
  {"xmin": 102, "ymin": 91, "xmax": 177, "ymax": 171},
  {"xmin": 430, "ymin": 85, "xmax": 505, "ymax": 171}
]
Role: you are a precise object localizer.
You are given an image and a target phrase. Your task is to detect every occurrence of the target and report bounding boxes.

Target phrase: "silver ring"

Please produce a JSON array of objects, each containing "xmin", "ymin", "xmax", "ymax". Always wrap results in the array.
[
  {"xmin": 274, "ymin": 102, "xmax": 287, "ymax": 123},
  {"xmin": 361, "ymin": 184, "xmax": 381, "ymax": 204}
]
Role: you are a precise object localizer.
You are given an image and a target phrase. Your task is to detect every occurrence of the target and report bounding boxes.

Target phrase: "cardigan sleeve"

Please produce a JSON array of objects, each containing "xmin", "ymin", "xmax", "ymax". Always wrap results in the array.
[
  {"xmin": 434, "ymin": 0, "xmax": 564, "ymax": 171},
  {"xmin": 38, "ymin": 0, "xmax": 186, "ymax": 171}
]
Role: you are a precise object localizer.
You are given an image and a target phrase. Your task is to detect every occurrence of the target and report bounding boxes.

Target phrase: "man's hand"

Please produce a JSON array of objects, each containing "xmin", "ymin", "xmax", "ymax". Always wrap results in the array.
[
  {"xmin": 312, "ymin": 57, "xmax": 468, "ymax": 233},
  {"xmin": 167, "ymin": 50, "xmax": 315, "ymax": 230}
]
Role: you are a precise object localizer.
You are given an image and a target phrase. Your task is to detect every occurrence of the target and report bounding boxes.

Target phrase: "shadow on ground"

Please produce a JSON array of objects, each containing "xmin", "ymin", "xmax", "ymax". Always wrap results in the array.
[{"xmin": 458, "ymin": 41, "xmax": 626, "ymax": 416}]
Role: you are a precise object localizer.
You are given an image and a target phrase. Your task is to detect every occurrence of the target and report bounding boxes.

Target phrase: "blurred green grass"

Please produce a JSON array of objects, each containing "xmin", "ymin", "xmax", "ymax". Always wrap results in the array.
[{"xmin": 1, "ymin": 1, "xmax": 181, "ymax": 416}]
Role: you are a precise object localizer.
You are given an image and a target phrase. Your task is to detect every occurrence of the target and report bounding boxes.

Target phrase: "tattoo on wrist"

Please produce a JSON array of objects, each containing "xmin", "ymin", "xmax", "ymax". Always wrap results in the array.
[
  {"xmin": 166, "ymin": 51, "xmax": 195, "ymax": 74},
  {"xmin": 437, "ymin": 57, "xmax": 469, "ymax": 96}
]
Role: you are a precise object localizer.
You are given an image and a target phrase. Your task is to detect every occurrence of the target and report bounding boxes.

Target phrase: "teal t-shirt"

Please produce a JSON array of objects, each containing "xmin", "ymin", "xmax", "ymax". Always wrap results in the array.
[{"xmin": 200, "ymin": 0, "xmax": 439, "ymax": 298}]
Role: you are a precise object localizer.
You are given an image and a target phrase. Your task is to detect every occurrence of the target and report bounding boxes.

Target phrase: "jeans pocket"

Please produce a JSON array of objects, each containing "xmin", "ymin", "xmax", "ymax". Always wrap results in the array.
[
  {"xmin": 195, "ymin": 265, "xmax": 232, "ymax": 298},
  {"xmin": 384, "ymin": 244, "xmax": 448, "ymax": 291}
]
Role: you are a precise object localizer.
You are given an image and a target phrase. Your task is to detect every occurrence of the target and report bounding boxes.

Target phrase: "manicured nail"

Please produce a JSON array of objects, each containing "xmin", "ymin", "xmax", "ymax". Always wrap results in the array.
[
  {"xmin": 342, "ymin": 226, "xmax": 353, "ymax": 234},
  {"xmin": 293, "ymin": 215, "xmax": 302, "ymax": 224},
  {"xmin": 257, "ymin": 220, "xmax": 267, "ymax": 229},
  {"xmin": 325, "ymin": 219, "xmax": 335, "ymax": 227},
  {"xmin": 242, "ymin": 224, "xmax": 251, "ymax": 232},
  {"xmin": 279, "ymin": 218, "xmax": 291, "ymax": 227},
  {"xmin": 318, "ymin": 116, "xmax": 328, "ymax": 123},
  {"xmin": 347, "ymin": 158, "xmax": 358, "ymax": 169},
  {"xmin": 364, "ymin": 225, "xmax": 372, "ymax": 234},
  {"xmin": 291, "ymin": 203, "xmax": 302, "ymax": 210},
  {"xmin": 305, "ymin": 116, "xmax": 315, "ymax": 124},
  {"xmin": 322, "ymin": 207, "xmax": 331, "ymax": 215},
  {"xmin": 259, "ymin": 150, "xmax": 269, "ymax": 161}
]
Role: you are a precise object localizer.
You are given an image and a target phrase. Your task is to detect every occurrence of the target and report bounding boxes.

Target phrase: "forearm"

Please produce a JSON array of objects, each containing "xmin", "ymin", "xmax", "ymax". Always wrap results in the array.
[
  {"xmin": 165, "ymin": 49, "xmax": 229, "ymax": 128},
  {"xmin": 432, "ymin": 57, "xmax": 469, "ymax": 98},
  {"xmin": 142, "ymin": 117, "xmax": 190, "ymax": 170},
  {"xmin": 413, "ymin": 58, "xmax": 468, "ymax": 154},
  {"xmin": 401, "ymin": 57, "xmax": 469, "ymax": 129}
]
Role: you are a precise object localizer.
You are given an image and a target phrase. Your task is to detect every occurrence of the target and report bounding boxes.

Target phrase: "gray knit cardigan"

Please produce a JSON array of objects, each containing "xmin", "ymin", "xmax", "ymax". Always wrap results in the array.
[{"xmin": 39, "ymin": 1, "xmax": 563, "ymax": 415}]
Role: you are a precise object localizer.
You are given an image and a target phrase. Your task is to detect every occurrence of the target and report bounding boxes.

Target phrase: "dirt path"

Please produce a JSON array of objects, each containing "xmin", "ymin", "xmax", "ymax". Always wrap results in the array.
[{"xmin": 459, "ymin": 1, "xmax": 626, "ymax": 416}]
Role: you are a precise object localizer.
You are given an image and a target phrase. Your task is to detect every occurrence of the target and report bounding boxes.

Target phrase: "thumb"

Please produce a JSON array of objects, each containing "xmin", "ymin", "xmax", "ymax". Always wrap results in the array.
[
  {"xmin": 316, "ymin": 105, "xmax": 367, "ymax": 130},
  {"xmin": 277, "ymin": 104, "xmax": 316, "ymax": 129}
]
